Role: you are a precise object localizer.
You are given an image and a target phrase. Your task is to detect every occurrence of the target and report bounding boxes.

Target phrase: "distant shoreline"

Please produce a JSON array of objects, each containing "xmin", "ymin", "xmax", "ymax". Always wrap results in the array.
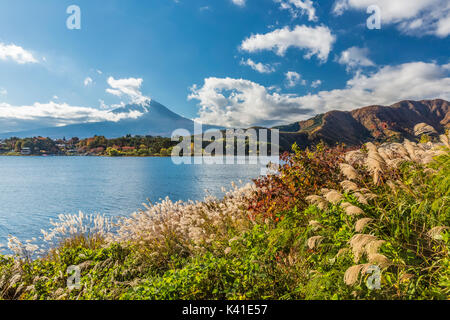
[
  {"xmin": 0, "ymin": 153, "xmax": 171, "ymax": 158},
  {"xmin": 0, "ymin": 154, "xmax": 276, "ymax": 159}
]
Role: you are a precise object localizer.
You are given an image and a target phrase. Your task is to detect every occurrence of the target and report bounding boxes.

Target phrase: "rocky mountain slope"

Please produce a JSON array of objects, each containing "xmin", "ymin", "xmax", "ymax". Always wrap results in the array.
[{"xmin": 276, "ymin": 99, "xmax": 449, "ymax": 149}]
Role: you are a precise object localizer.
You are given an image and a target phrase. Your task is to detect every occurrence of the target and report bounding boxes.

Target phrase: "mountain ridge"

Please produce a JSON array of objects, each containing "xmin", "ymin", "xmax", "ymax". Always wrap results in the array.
[
  {"xmin": 275, "ymin": 99, "xmax": 449, "ymax": 150},
  {"xmin": 1, "ymin": 99, "xmax": 448, "ymax": 149}
]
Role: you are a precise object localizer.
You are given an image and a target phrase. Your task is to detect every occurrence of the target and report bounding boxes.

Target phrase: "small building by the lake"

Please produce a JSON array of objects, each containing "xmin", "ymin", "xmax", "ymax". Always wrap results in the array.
[{"xmin": 21, "ymin": 147, "xmax": 32, "ymax": 155}]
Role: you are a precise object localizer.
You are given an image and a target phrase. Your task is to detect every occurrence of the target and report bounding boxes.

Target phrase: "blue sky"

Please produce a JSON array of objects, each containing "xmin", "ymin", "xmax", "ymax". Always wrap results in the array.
[{"xmin": 0, "ymin": 0, "xmax": 449, "ymax": 132}]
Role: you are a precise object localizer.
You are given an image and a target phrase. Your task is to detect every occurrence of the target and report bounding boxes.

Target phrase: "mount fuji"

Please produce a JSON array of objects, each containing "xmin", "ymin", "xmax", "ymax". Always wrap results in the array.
[{"xmin": 0, "ymin": 100, "xmax": 222, "ymax": 139}]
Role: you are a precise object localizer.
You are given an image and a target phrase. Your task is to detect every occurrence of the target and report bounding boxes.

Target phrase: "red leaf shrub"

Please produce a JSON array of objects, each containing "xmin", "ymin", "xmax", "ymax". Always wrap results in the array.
[{"xmin": 248, "ymin": 143, "xmax": 346, "ymax": 220}]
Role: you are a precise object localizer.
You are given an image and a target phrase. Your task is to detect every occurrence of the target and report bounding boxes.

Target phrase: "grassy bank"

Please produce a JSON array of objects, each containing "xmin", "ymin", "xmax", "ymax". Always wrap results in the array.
[{"xmin": 0, "ymin": 135, "xmax": 449, "ymax": 300}]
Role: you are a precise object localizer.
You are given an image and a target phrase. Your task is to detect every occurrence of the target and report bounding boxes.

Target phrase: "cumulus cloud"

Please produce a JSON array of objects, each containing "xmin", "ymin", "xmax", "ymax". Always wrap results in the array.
[
  {"xmin": 106, "ymin": 77, "xmax": 150, "ymax": 104},
  {"xmin": 0, "ymin": 101, "xmax": 144, "ymax": 133},
  {"xmin": 84, "ymin": 77, "xmax": 93, "ymax": 86},
  {"xmin": 285, "ymin": 71, "xmax": 306, "ymax": 87},
  {"xmin": 231, "ymin": 0, "xmax": 246, "ymax": 7},
  {"xmin": 311, "ymin": 80, "xmax": 322, "ymax": 88},
  {"xmin": 332, "ymin": 0, "xmax": 349, "ymax": 16},
  {"xmin": 337, "ymin": 47, "xmax": 375, "ymax": 71},
  {"xmin": 240, "ymin": 25, "xmax": 336, "ymax": 62},
  {"xmin": 188, "ymin": 77, "xmax": 314, "ymax": 127},
  {"xmin": 332, "ymin": 0, "xmax": 450, "ymax": 37},
  {"xmin": 275, "ymin": 0, "xmax": 317, "ymax": 21},
  {"xmin": 240, "ymin": 58, "xmax": 276, "ymax": 73},
  {"xmin": 189, "ymin": 62, "xmax": 450, "ymax": 127},
  {"xmin": 436, "ymin": 15, "xmax": 450, "ymax": 37},
  {"xmin": 0, "ymin": 43, "xmax": 38, "ymax": 64}
]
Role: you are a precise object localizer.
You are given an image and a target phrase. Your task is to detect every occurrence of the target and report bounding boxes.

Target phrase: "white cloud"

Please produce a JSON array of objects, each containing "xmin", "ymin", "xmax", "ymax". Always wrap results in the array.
[
  {"xmin": 240, "ymin": 58, "xmax": 276, "ymax": 73},
  {"xmin": 106, "ymin": 77, "xmax": 150, "ymax": 104},
  {"xmin": 0, "ymin": 43, "xmax": 38, "ymax": 64},
  {"xmin": 332, "ymin": 0, "xmax": 349, "ymax": 16},
  {"xmin": 99, "ymin": 99, "xmax": 110, "ymax": 110},
  {"xmin": 189, "ymin": 62, "xmax": 450, "ymax": 127},
  {"xmin": 0, "ymin": 88, "xmax": 7, "ymax": 96},
  {"xmin": 84, "ymin": 77, "xmax": 93, "ymax": 86},
  {"xmin": 0, "ymin": 101, "xmax": 144, "ymax": 133},
  {"xmin": 333, "ymin": 0, "xmax": 450, "ymax": 37},
  {"xmin": 275, "ymin": 0, "xmax": 317, "ymax": 21},
  {"xmin": 285, "ymin": 71, "xmax": 306, "ymax": 87},
  {"xmin": 337, "ymin": 47, "xmax": 375, "ymax": 71},
  {"xmin": 436, "ymin": 15, "xmax": 450, "ymax": 37},
  {"xmin": 240, "ymin": 25, "xmax": 336, "ymax": 62},
  {"xmin": 231, "ymin": 0, "xmax": 246, "ymax": 7},
  {"xmin": 189, "ymin": 77, "xmax": 314, "ymax": 127},
  {"xmin": 98, "ymin": 99, "xmax": 127, "ymax": 111},
  {"xmin": 311, "ymin": 80, "xmax": 322, "ymax": 88}
]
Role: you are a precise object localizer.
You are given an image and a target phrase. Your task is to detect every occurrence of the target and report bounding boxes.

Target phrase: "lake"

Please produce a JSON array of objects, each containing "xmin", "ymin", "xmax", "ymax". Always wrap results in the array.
[{"xmin": 0, "ymin": 156, "xmax": 262, "ymax": 246}]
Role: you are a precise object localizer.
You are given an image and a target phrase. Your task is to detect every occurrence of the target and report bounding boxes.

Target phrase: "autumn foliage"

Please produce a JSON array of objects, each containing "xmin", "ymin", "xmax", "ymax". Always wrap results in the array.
[{"xmin": 249, "ymin": 143, "xmax": 346, "ymax": 219}]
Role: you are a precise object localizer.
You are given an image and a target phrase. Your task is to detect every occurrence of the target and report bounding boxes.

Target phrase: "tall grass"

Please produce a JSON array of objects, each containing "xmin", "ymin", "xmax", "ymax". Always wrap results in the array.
[{"xmin": 0, "ymin": 133, "xmax": 448, "ymax": 300}]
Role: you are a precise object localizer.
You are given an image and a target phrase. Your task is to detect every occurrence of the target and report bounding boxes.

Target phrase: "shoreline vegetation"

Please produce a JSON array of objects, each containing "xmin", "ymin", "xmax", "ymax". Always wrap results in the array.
[
  {"xmin": 0, "ymin": 130, "xmax": 449, "ymax": 300},
  {"xmin": 0, "ymin": 153, "xmax": 171, "ymax": 158},
  {"xmin": 0, "ymin": 134, "xmax": 279, "ymax": 158},
  {"xmin": 0, "ymin": 135, "xmax": 179, "ymax": 157}
]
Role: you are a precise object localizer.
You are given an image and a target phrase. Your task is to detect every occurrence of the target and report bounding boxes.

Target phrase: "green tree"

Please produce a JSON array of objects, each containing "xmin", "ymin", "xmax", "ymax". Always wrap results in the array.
[
  {"xmin": 159, "ymin": 148, "xmax": 169, "ymax": 156},
  {"xmin": 14, "ymin": 141, "xmax": 22, "ymax": 152},
  {"xmin": 106, "ymin": 147, "xmax": 121, "ymax": 157}
]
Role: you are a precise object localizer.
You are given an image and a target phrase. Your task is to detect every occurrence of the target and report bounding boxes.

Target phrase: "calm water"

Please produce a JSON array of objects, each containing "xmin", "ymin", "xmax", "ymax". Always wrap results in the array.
[{"xmin": 0, "ymin": 156, "xmax": 261, "ymax": 245}]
